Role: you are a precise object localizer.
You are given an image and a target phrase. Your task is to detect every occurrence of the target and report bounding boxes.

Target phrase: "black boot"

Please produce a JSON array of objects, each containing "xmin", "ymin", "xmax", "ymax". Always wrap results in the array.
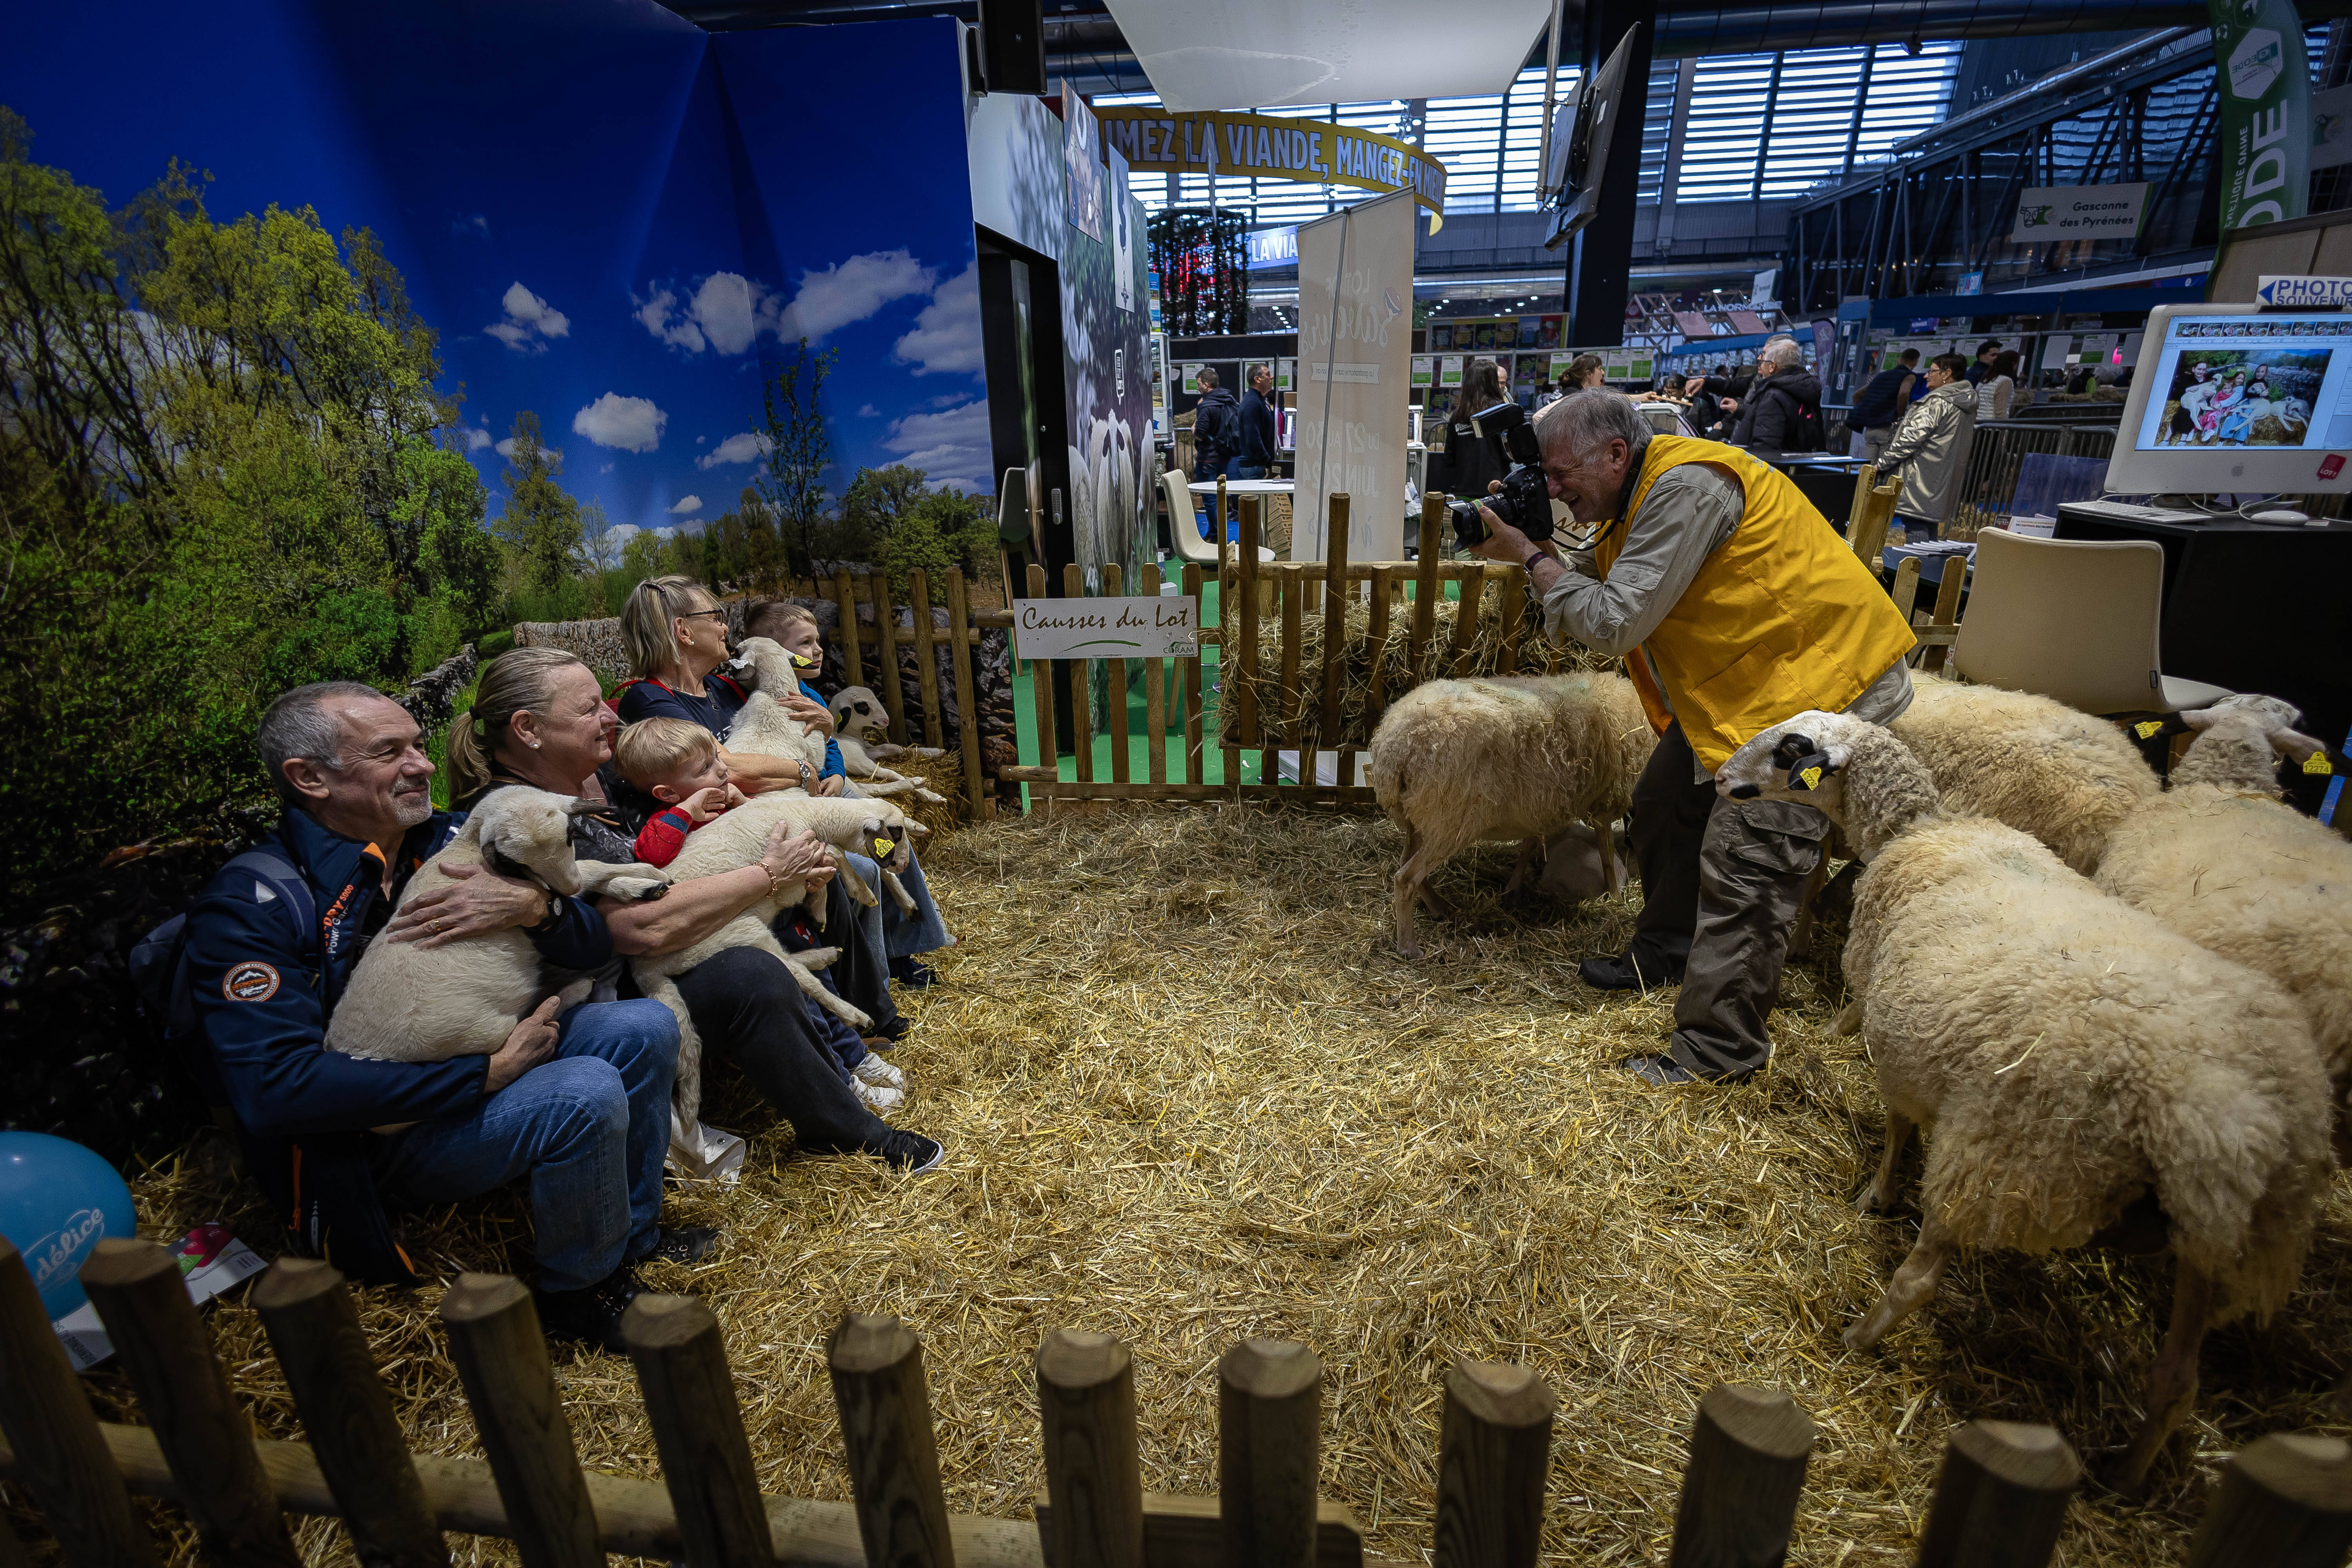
[
  {"xmin": 534, "ymin": 1264, "xmax": 645, "ymax": 1354},
  {"xmin": 1578, "ymin": 951, "xmax": 1682, "ymax": 992}
]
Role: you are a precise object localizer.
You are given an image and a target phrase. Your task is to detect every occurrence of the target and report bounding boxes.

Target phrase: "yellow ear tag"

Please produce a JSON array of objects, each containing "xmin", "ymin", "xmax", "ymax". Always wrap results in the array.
[
  {"xmin": 1799, "ymin": 765, "xmax": 1824, "ymax": 790},
  {"xmin": 873, "ymin": 837, "xmax": 894, "ymax": 858},
  {"xmin": 2134, "ymin": 720, "xmax": 2164, "ymax": 739},
  {"xmin": 2307, "ymin": 752, "xmax": 2334, "ymax": 775},
  {"xmin": 789, "ymin": 651, "xmax": 818, "ymax": 669}
]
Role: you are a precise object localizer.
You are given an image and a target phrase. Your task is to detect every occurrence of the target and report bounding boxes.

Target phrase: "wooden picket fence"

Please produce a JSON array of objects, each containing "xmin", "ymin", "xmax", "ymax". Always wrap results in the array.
[
  {"xmin": 1004, "ymin": 493, "xmax": 1544, "ymax": 811},
  {"xmin": 804, "ymin": 566, "xmax": 1002, "ymax": 820},
  {"xmin": 4, "ymin": 1237, "xmax": 2348, "ymax": 1568}
]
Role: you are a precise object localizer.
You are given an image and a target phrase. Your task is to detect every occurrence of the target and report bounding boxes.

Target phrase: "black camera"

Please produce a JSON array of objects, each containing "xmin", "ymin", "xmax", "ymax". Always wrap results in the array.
[{"xmin": 1448, "ymin": 407, "xmax": 1552, "ymax": 550}]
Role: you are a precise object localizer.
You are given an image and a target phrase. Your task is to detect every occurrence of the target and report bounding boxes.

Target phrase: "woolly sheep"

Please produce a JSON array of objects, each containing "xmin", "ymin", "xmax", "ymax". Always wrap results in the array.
[
  {"xmin": 1719, "ymin": 711, "xmax": 2332, "ymax": 1494},
  {"xmin": 631, "ymin": 792, "xmax": 927, "ymax": 1139},
  {"xmin": 719, "ymin": 636, "xmax": 831, "ymax": 777},
  {"xmin": 1367, "ymin": 672, "xmax": 1654, "ymax": 960},
  {"xmin": 2095, "ymin": 694, "xmax": 2352, "ymax": 1126},
  {"xmin": 1885, "ymin": 674, "xmax": 2161, "ymax": 875},
  {"xmin": 827, "ymin": 686, "xmax": 948, "ymax": 804},
  {"xmin": 326, "ymin": 788, "xmax": 671, "ymax": 1062}
]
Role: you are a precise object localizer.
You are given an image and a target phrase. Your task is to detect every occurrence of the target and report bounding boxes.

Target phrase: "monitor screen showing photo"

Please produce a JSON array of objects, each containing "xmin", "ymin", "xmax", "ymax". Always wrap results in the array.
[{"xmin": 2132, "ymin": 314, "xmax": 2352, "ymax": 452}]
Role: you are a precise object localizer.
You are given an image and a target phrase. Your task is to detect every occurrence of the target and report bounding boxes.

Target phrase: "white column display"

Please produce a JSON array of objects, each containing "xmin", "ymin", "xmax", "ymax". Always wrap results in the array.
[{"xmin": 1292, "ymin": 190, "xmax": 1416, "ymax": 562}]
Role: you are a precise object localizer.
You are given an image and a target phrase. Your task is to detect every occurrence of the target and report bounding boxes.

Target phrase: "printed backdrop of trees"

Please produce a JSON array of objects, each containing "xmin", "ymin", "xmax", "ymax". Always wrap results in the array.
[{"xmin": 0, "ymin": 111, "xmax": 995, "ymax": 907}]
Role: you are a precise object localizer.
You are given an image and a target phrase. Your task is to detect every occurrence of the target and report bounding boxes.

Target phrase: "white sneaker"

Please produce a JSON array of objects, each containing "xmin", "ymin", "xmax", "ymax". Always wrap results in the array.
[
  {"xmin": 853, "ymin": 1054, "xmax": 907, "ymax": 1091},
  {"xmin": 854, "ymin": 1078, "xmax": 905, "ymax": 1113}
]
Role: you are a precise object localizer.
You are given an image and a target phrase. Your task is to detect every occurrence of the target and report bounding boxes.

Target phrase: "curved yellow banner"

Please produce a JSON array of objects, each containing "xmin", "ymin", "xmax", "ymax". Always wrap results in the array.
[{"xmin": 1094, "ymin": 107, "xmax": 1447, "ymax": 213}]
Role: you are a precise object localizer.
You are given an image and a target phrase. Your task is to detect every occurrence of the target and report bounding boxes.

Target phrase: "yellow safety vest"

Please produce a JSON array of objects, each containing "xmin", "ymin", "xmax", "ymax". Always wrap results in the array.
[{"xmin": 1591, "ymin": 434, "xmax": 1916, "ymax": 771}]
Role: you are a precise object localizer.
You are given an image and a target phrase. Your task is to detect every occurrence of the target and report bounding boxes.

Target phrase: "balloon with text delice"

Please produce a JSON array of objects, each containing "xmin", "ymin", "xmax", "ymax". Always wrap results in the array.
[{"xmin": 0, "ymin": 1132, "xmax": 137, "ymax": 1321}]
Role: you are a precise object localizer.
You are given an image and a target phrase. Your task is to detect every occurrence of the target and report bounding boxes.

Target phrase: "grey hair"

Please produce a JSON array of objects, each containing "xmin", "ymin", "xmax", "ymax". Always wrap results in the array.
[
  {"xmin": 257, "ymin": 681, "xmax": 390, "ymax": 804},
  {"xmin": 1759, "ymin": 337, "xmax": 1805, "ymax": 368},
  {"xmin": 1535, "ymin": 390, "xmax": 1653, "ymax": 466}
]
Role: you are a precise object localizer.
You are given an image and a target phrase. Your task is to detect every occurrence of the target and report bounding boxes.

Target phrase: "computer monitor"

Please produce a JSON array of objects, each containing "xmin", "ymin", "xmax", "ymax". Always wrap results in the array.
[{"xmin": 2105, "ymin": 302, "xmax": 2352, "ymax": 495}]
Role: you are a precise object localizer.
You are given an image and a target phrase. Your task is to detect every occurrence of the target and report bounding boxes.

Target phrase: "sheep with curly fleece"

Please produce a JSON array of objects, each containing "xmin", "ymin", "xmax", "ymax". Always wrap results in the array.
[
  {"xmin": 2095, "ymin": 693, "xmax": 2352, "ymax": 1127},
  {"xmin": 327, "ymin": 788, "xmax": 670, "ymax": 1062},
  {"xmin": 1719, "ymin": 710, "xmax": 2332, "ymax": 1494},
  {"xmin": 1367, "ymin": 671, "xmax": 1654, "ymax": 959},
  {"xmin": 1886, "ymin": 674, "xmax": 2161, "ymax": 875}
]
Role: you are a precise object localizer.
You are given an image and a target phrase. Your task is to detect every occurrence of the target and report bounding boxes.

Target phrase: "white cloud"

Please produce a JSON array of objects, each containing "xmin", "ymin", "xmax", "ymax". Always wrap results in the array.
[
  {"xmin": 894, "ymin": 259, "xmax": 982, "ymax": 377},
  {"xmin": 633, "ymin": 273, "xmax": 782, "ymax": 356},
  {"xmin": 486, "ymin": 281, "xmax": 570, "ymax": 353},
  {"xmin": 696, "ymin": 431, "xmax": 771, "ymax": 470},
  {"xmin": 571, "ymin": 393, "xmax": 667, "ymax": 453},
  {"xmin": 669, "ymin": 495, "xmax": 704, "ymax": 516},
  {"xmin": 882, "ymin": 400, "xmax": 991, "ymax": 492},
  {"xmin": 492, "ymin": 435, "xmax": 563, "ymax": 463},
  {"xmin": 610, "ymin": 523, "xmax": 680, "ymax": 547},
  {"xmin": 857, "ymin": 403, "xmax": 879, "ymax": 417},
  {"xmin": 778, "ymin": 250, "xmax": 935, "ymax": 341},
  {"xmin": 459, "ymin": 424, "xmax": 494, "ymax": 452}
]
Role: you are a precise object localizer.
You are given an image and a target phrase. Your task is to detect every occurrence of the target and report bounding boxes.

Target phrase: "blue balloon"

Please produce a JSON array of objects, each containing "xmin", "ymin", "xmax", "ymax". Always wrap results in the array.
[{"xmin": 0, "ymin": 1133, "xmax": 137, "ymax": 1321}]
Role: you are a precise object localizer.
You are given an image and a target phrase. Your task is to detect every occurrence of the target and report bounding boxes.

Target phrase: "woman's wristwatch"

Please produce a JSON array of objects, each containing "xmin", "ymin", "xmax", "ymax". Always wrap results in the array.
[{"xmin": 525, "ymin": 892, "xmax": 565, "ymax": 935}]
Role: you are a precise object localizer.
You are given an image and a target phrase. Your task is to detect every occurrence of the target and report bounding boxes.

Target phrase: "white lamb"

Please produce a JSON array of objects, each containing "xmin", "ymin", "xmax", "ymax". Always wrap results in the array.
[
  {"xmin": 1366, "ymin": 671, "xmax": 1655, "ymax": 960},
  {"xmin": 326, "ymin": 789, "xmax": 670, "ymax": 1062},
  {"xmin": 2095, "ymin": 693, "xmax": 2352, "ymax": 1129},
  {"xmin": 631, "ymin": 792, "xmax": 927, "ymax": 1139},
  {"xmin": 828, "ymin": 686, "xmax": 948, "ymax": 804},
  {"xmin": 1886, "ymin": 674, "xmax": 2161, "ymax": 875},
  {"xmin": 1719, "ymin": 711, "xmax": 2332, "ymax": 1495},
  {"xmin": 720, "ymin": 636, "xmax": 832, "ymax": 778}
]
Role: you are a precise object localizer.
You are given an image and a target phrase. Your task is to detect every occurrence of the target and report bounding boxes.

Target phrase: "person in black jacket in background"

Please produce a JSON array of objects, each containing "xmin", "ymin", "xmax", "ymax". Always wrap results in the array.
[
  {"xmin": 1236, "ymin": 363, "xmax": 1279, "ymax": 478},
  {"xmin": 1427, "ymin": 358, "xmax": 1512, "ymax": 506},
  {"xmin": 1730, "ymin": 339, "xmax": 1823, "ymax": 452},
  {"xmin": 1849, "ymin": 347, "xmax": 1919, "ymax": 461},
  {"xmin": 1191, "ymin": 368, "xmax": 1238, "ymax": 481}
]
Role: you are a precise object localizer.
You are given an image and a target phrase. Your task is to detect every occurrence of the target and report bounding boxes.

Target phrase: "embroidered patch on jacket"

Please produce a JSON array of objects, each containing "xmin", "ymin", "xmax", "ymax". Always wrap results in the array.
[{"xmin": 223, "ymin": 961, "xmax": 281, "ymax": 1003}]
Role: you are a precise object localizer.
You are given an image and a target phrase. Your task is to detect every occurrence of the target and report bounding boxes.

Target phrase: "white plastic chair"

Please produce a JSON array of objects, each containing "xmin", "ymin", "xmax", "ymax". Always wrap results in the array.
[
  {"xmin": 1161, "ymin": 467, "xmax": 1274, "ymax": 569},
  {"xmin": 1951, "ymin": 527, "xmax": 2231, "ymax": 714}
]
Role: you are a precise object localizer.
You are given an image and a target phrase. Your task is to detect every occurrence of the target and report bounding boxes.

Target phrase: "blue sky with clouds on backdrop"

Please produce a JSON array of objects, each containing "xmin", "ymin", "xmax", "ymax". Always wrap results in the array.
[{"xmin": 4, "ymin": 0, "xmax": 987, "ymax": 542}]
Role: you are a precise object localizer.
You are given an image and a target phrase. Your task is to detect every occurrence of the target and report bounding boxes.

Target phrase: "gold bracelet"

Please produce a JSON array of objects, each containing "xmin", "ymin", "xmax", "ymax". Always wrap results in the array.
[{"xmin": 760, "ymin": 862, "xmax": 786, "ymax": 901}]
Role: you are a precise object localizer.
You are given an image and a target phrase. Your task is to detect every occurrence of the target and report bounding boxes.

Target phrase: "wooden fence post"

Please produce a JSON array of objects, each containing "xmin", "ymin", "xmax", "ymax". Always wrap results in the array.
[
  {"xmin": 912, "ymin": 569, "xmax": 947, "ymax": 750},
  {"xmin": 249, "ymin": 1258, "xmax": 447, "ymax": 1568},
  {"xmin": 1319, "ymin": 495, "xmax": 1352, "ymax": 781},
  {"xmin": 1431, "ymin": 1359, "xmax": 1553, "ymax": 1568},
  {"xmin": 1278, "ymin": 566, "xmax": 1304, "ymax": 755},
  {"xmin": 1218, "ymin": 1338, "xmax": 1321, "ymax": 1568},
  {"xmin": 1182, "ymin": 563, "xmax": 1207, "ymax": 787},
  {"xmin": 875, "ymin": 572, "xmax": 909, "ymax": 746},
  {"xmin": 945, "ymin": 568, "xmax": 989, "ymax": 809},
  {"xmin": 79, "ymin": 1238, "xmax": 303, "ymax": 1568},
  {"xmin": 622, "ymin": 1294, "xmax": 772, "ymax": 1568},
  {"xmin": 1064, "ymin": 563, "xmax": 1094, "ymax": 785},
  {"xmin": 1364, "ymin": 566, "xmax": 1396, "ymax": 728},
  {"xmin": 1035, "ymin": 1329, "xmax": 1145, "ymax": 1568},
  {"xmin": 1139, "ymin": 563, "xmax": 1169, "ymax": 786},
  {"xmin": 1104, "ymin": 563, "xmax": 1131, "ymax": 784},
  {"xmin": 1236, "ymin": 499, "xmax": 1263, "ymax": 755},
  {"xmin": 0, "ymin": 1239, "xmax": 159, "ymax": 1568},
  {"xmin": 1920, "ymin": 558, "xmax": 1965, "ymax": 677},
  {"xmin": 1911, "ymin": 1420, "xmax": 2078, "ymax": 1568},
  {"xmin": 438, "ymin": 1274, "xmax": 603, "ymax": 1568},
  {"xmin": 2183, "ymin": 1432, "xmax": 2352, "ymax": 1568},
  {"xmin": 1442, "ymin": 566, "xmax": 1488, "ymax": 677},
  {"xmin": 827, "ymin": 1314, "xmax": 956, "ymax": 1568},
  {"xmin": 1028, "ymin": 562, "xmax": 1058, "ymax": 802},
  {"xmin": 1665, "ymin": 1383, "xmax": 1817, "ymax": 1568},
  {"xmin": 834, "ymin": 570, "xmax": 867, "ymax": 690},
  {"xmin": 1410, "ymin": 495, "xmax": 1442, "ymax": 679}
]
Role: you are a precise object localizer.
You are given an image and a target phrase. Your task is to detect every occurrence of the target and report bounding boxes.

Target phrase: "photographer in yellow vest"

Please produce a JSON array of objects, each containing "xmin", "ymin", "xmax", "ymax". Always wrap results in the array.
[{"xmin": 1468, "ymin": 391, "xmax": 1916, "ymax": 1085}]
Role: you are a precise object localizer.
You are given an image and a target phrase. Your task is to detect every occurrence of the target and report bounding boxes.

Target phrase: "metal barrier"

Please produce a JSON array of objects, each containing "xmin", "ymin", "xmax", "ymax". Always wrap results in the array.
[{"xmin": 1950, "ymin": 420, "xmax": 2117, "ymax": 537}]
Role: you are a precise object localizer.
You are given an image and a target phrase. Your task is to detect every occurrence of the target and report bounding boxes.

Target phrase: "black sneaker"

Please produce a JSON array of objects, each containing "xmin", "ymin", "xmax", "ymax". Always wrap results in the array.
[
  {"xmin": 535, "ymin": 1264, "xmax": 645, "ymax": 1354},
  {"xmin": 873, "ymin": 1131, "xmax": 947, "ymax": 1174},
  {"xmin": 889, "ymin": 956, "xmax": 938, "ymax": 989},
  {"xmin": 1579, "ymin": 952, "xmax": 1681, "ymax": 992},
  {"xmin": 638, "ymin": 1226, "xmax": 720, "ymax": 1266},
  {"xmin": 1621, "ymin": 1053, "xmax": 1752, "ymax": 1087}
]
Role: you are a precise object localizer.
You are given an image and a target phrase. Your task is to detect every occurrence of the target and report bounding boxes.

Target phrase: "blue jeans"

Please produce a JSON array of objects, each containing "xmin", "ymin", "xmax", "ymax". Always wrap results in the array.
[
  {"xmin": 1235, "ymin": 463, "xmax": 1268, "ymax": 480},
  {"xmin": 373, "ymin": 1000, "xmax": 677, "ymax": 1292},
  {"xmin": 866, "ymin": 852, "xmax": 951, "ymax": 960}
]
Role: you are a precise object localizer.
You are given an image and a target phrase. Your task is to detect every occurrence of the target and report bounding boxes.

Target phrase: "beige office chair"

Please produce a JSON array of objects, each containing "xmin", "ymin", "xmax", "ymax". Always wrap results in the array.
[
  {"xmin": 1160, "ymin": 467, "xmax": 1274, "ymax": 570},
  {"xmin": 1951, "ymin": 528, "xmax": 2232, "ymax": 714}
]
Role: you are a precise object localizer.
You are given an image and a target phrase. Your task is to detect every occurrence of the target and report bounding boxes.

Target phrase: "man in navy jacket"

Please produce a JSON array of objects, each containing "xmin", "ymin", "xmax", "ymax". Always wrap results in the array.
[{"xmin": 183, "ymin": 681, "xmax": 695, "ymax": 1350}]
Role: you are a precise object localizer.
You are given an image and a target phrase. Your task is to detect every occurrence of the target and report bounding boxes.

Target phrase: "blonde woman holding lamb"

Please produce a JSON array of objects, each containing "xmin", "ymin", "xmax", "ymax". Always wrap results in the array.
[{"xmin": 439, "ymin": 646, "xmax": 944, "ymax": 1176}]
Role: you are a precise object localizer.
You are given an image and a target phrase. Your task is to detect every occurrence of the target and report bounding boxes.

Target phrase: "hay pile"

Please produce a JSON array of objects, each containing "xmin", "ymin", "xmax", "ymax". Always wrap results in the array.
[
  {"xmin": 51, "ymin": 806, "xmax": 2352, "ymax": 1566},
  {"xmin": 1220, "ymin": 586, "xmax": 1611, "ymax": 748}
]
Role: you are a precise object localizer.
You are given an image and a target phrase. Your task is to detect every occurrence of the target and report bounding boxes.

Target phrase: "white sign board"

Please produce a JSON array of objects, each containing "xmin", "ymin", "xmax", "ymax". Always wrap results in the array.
[
  {"xmin": 1012, "ymin": 597, "xmax": 1200, "ymax": 660},
  {"xmin": 2011, "ymin": 183, "xmax": 2151, "ymax": 243},
  {"xmin": 1292, "ymin": 189, "xmax": 1416, "ymax": 561},
  {"xmin": 2256, "ymin": 274, "xmax": 2352, "ymax": 305}
]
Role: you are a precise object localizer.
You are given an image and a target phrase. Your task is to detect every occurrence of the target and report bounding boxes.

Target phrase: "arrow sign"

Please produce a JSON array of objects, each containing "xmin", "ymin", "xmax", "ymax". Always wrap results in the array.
[{"xmin": 2256, "ymin": 274, "xmax": 2352, "ymax": 306}]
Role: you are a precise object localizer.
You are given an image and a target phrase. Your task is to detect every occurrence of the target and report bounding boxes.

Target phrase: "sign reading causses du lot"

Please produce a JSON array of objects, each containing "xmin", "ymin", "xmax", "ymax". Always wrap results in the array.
[
  {"xmin": 2011, "ymin": 183, "xmax": 2151, "ymax": 243},
  {"xmin": 1013, "ymin": 596, "xmax": 1201, "ymax": 661}
]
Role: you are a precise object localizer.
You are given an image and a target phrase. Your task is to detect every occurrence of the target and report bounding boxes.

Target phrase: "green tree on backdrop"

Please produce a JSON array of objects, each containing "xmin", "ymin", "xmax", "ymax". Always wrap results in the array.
[
  {"xmin": 757, "ymin": 336, "xmax": 839, "ymax": 579},
  {"xmin": 0, "ymin": 107, "xmax": 507, "ymax": 903},
  {"xmin": 498, "ymin": 412, "xmax": 581, "ymax": 592},
  {"xmin": 841, "ymin": 464, "xmax": 998, "ymax": 600}
]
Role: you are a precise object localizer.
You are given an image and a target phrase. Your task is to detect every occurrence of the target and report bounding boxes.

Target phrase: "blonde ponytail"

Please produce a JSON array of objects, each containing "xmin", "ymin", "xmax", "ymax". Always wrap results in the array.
[{"xmin": 444, "ymin": 647, "xmax": 590, "ymax": 806}]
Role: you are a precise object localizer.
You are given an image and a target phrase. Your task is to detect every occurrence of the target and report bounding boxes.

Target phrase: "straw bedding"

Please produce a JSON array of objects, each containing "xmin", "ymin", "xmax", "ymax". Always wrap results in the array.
[
  {"xmin": 39, "ymin": 804, "xmax": 2352, "ymax": 1566},
  {"xmin": 1218, "ymin": 587, "xmax": 1611, "ymax": 749}
]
